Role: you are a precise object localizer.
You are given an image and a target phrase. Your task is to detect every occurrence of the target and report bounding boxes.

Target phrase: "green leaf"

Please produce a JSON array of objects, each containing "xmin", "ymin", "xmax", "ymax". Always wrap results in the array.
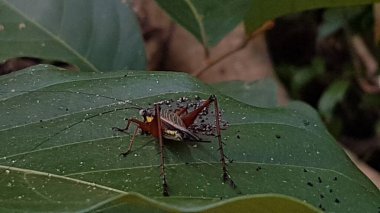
[
  {"xmin": 155, "ymin": 0, "xmax": 252, "ymax": 47},
  {"xmin": 0, "ymin": 166, "xmax": 122, "ymax": 212},
  {"xmin": 287, "ymin": 101, "xmax": 323, "ymax": 125},
  {"xmin": 0, "ymin": 0, "xmax": 146, "ymax": 71},
  {"xmin": 245, "ymin": 0, "xmax": 380, "ymax": 33},
  {"xmin": 318, "ymin": 7, "xmax": 367, "ymax": 40},
  {"xmin": 0, "ymin": 167, "xmax": 319, "ymax": 212},
  {"xmin": 97, "ymin": 194, "xmax": 320, "ymax": 212},
  {"xmin": 212, "ymin": 79, "xmax": 277, "ymax": 108},
  {"xmin": 318, "ymin": 80, "xmax": 350, "ymax": 121},
  {"xmin": 0, "ymin": 66, "xmax": 379, "ymax": 212}
]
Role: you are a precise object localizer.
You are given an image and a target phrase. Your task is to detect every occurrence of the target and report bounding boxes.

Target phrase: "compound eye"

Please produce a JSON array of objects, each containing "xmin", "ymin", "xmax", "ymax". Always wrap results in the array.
[{"xmin": 139, "ymin": 109, "xmax": 146, "ymax": 116}]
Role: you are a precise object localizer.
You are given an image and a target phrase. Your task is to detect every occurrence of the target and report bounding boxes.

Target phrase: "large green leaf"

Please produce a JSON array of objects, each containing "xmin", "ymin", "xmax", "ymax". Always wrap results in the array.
[
  {"xmin": 0, "ymin": 66, "xmax": 379, "ymax": 212},
  {"xmin": 0, "ymin": 0, "xmax": 146, "ymax": 71}
]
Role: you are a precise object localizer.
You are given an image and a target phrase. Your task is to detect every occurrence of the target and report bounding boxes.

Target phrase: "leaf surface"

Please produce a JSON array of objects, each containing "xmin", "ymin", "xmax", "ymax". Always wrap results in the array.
[
  {"xmin": 0, "ymin": 166, "xmax": 319, "ymax": 212},
  {"xmin": 212, "ymin": 79, "xmax": 277, "ymax": 108},
  {"xmin": 0, "ymin": 66, "xmax": 379, "ymax": 212}
]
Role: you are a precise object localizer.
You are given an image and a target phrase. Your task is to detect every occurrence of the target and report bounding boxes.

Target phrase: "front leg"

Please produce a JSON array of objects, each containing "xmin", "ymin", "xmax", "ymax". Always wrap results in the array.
[
  {"xmin": 112, "ymin": 118, "xmax": 134, "ymax": 133},
  {"xmin": 119, "ymin": 126, "xmax": 139, "ymax": 157},
  {"xmin": 113, "ymin": 119, "xmax": 145, "ymax": 157}
]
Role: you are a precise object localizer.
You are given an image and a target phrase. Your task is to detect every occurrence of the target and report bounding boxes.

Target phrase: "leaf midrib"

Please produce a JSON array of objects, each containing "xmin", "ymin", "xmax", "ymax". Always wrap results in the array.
[
  {"xmin": 63, "ymin": 161, "xmax": 380, "ymax": 194},
  {"xmin": 0, "ymin": 165, "xmax": 126, "ymax": 194},
  {"xmin": 184, "ymin": 0, "xmax": 208, "ymax": 47}
]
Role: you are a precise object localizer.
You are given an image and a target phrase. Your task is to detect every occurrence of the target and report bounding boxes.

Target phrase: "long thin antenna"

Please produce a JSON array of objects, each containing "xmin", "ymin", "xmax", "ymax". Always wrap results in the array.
[
  {"xmin": 0, "ymin": 90, "xmax": 143, "ymax": 176},
  {"xmin": 0, "ymin": 90, "xmax": 144, "ymax": 110}
]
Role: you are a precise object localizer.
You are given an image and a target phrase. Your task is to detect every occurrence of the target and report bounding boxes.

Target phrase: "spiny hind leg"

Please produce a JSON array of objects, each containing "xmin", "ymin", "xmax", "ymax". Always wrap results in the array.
[{"xmin": 212, "ymin": 96, "xmax": 240, "ymax": 192}]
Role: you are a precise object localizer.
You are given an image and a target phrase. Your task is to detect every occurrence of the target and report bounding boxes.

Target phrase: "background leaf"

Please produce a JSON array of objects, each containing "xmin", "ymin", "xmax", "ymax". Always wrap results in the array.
[
  {"xmin": 156, "ymin": 0, "xmax": 380, "ymax": 46},
  {"xmin": 317, "ymin": 6, "xmax": 367, "ymax": 39},
  {"xmin": 155, "ymin": 0, "xmax": 252, "ymax": 47},
  {"xmin": 245, "ymin": 0, "xmax": 380, "ymax": 33},
  {"xmin": 0, "ymin": 66, "xmax": 379, "ymax": 212},
  {"xmin": 0, "ymin": 0, "xmax": 146, "ymax": 71},
  {"xmin": 318, "ymin": 80, "xmax": 350, "ymax": 121}
]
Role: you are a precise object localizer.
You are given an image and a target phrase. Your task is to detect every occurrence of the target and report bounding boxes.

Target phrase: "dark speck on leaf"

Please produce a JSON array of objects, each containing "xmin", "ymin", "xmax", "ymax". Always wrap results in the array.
[
  {"xmin": 320, "ymin": 194, "xmax": 324, "ymax": 199},
  {"xmin": 303, "ymin": 169, "xmax": 308, "ymax": 172},
  {"xmin": 236, "ymin": 135, "xmax": 240, "ymax": 139},
  {"xmin": 333, "ymin": 177, "xmax": 338, "ymax": 181},
  {"xmin": 39, "ymin": 120, "xmax": 43, "ymax": 123},
  {"xmin": 65, "ymin": 108, "xmax": 69, "ymax": 111},
  {"xmin": 256, "ymin": 166, "xmax": 262, "ymax": 171},
  {"xmin": 335, "ymin": 198, "xmax": 340, "ymax": 203},
  {"xmin": 329, "ymin": 189, "xmax": 333, "ymax": 193},
  {"xmin": 318, "ymin": 177, "xmax": 322, "ymax": 183},
  {"xmin": 307, "ymin": 182, "xmax": 313, "ymax": 187},
  {"xmin": 275, "ymin": 134, "xmax": 281, "ymax": 139}
]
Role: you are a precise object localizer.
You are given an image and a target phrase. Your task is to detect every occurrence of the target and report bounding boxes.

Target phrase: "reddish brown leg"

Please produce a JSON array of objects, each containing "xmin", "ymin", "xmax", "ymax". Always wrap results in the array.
[
  {"xmin": 113, "ymin": 119, "xmax": 144, "ymax": 156},
  {"xmin": 213, "ymin": 96, "xmax": 238, "ymax": 190},
  {"xmin": 112, "ymin": 118, "xmax": 134, "ymax": 132},
  {"xmin": 156, "ymin": 104, "xmax": 169, "ymax": 196},
  {"xmin": 120, "ymin": 126, "xmax": 139, "ymax": 156}
]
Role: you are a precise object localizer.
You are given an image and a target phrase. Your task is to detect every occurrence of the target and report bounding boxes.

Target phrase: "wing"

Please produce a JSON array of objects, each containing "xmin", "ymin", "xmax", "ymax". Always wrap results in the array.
[{"xmin": 160, "ymin": 109, "xmax": 201, "ymax": 141}]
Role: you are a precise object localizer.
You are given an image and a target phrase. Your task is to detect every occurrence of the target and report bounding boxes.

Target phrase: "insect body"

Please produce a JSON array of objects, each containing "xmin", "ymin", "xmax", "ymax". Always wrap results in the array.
[{"xmin": 113, "ymin": 95, "xmax": 236, "ymax": 196}]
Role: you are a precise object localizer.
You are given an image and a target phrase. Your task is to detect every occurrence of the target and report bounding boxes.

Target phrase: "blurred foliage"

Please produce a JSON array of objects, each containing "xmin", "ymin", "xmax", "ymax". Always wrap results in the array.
[{"xmin": 271, "ymin": 5, "xmax": 380, "ymax": 139}]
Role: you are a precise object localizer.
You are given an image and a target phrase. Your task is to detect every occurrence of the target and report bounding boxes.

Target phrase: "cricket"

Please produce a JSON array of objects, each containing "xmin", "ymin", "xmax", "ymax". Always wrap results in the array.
[{"xmin": 112, "ymin": 94, "xmax": 237, "ymax": 196}]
